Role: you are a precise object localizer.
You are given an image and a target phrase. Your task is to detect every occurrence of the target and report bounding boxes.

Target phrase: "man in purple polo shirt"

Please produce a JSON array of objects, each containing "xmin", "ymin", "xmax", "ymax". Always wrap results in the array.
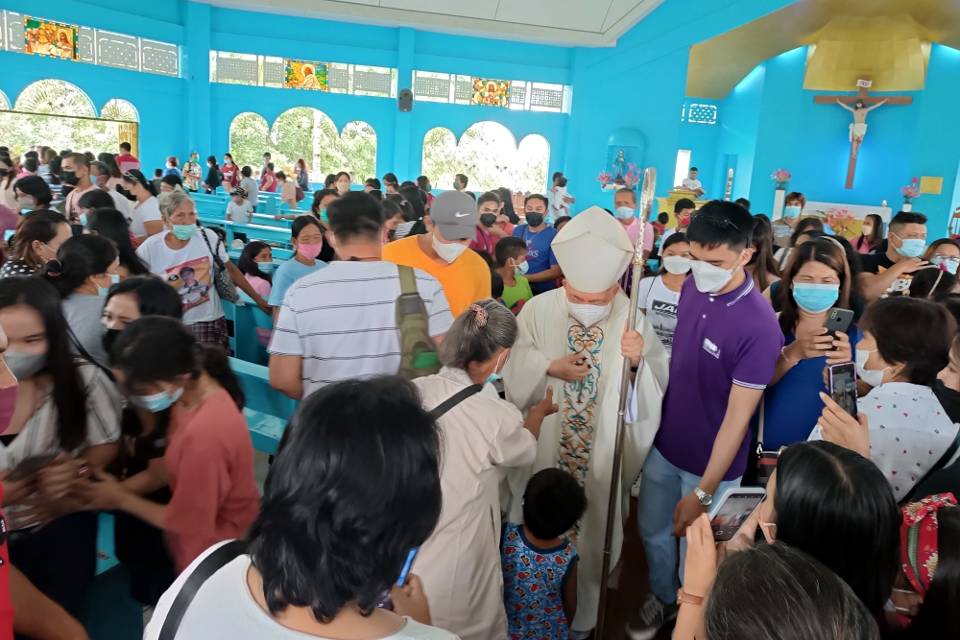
[{"xmin": 628, "ymin": 201, "xmax": 782, "ymax": 640}]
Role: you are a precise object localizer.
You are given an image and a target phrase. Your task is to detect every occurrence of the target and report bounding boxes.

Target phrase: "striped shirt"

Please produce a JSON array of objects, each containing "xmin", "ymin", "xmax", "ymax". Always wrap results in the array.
[{"xmin": 269, "ymin": 261, "xmax": 453, "ymax": 397}]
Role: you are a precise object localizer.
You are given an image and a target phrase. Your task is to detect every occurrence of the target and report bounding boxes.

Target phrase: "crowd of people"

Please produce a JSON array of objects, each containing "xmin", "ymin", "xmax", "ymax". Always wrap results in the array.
[{"xmin": 0, "ymin": 141, "xmax": 957, "ymax": 640}]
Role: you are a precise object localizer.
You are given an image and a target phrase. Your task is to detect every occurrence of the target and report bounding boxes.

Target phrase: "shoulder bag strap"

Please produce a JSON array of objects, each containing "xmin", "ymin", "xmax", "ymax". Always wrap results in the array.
[
  {"xmin": 158, "ymin": 540, "xmax": 246, "ymax": 640},
  {"xmin": 755, "ymin": 396, "xmax": 766, "ymax": 454},
  {"xmin": 429, "ymin": 384, "xmax": 484, "ymax": 421},
  {"xmin": 65, "ymin": 324, "xmax": 115, "ymax": 381},
  {"xmin": 398, "ymin": 265, "xmax": 417, "ymax": 296},
  {"xmin": 903, "ymin": 425, "xmax": 960, "ymax": 504},
  {"xmin": 199, "ymin": 227, "xmax": 227, "ymax": 271}
]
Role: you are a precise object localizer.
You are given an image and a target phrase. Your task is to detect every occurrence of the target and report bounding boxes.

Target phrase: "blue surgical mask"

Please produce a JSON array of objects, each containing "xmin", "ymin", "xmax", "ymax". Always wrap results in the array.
[
  {"xmin": 792, "ymin": 283, "xmax": 840, "ymax": 313},
  {"xmin": 615, "ymin": 206, "xmax": 636, "ymax": 221},
  {"xmin": 131, "ymin": 386, "xmax": 184, "ymax": 413},
  {"xmin": 172, "ymin": 224, "xmax": 197, "ymax": 240},
  {"xmin": 78, "ymin": 213, "xmax": 88, "ymax": 226},
  {"xmin": 544, "ymin": 215, "xmax": 555, "ymax": 227},
  {"xmin": 97, "ymin": 273, "xmax": 120, "ymax": 297},
  {"xmin": 783, "ymin": 205, "xmax": 801, "ymax": 219},
  {"xmin": 932, "ymin": 255, "xmax": 960, "ymax": 275},
  {"xmin": 257, "ymin": 261, "xmax": 277, "ymax": 274},
  {"xmin": 893, "ymin": 233, "xmax": 926, "ymax": 258}
]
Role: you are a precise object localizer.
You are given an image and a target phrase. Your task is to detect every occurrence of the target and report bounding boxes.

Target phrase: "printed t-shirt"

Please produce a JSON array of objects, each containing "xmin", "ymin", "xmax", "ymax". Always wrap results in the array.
[
  {"xmin": 136, "ymin": 228, "xmax": 227, "ymax": 325},
  {"xmin": 511, "ymin": 224, "xmax": 558, "ymax": 294},
  {"xmin": 860, "ymin": 242, "xmax": 913, "ymax": 296},
  {"xmin": 655, "ymin": 276, "xmax": 783, "ymax": 480},
  {"xmin": 268, "ymin": 258, "xmax": 326, "ymax": 307},
  {"xmin": 383, "ymin": 235, "xmax": 491, "ymax": 316},
  {"xmin": 269, "ymin": 261, "xmax": 453, "ymax": 397},
  {"xmin": 636, "ymin": 275, "xmax": 681, "ymax": 355},
  {"xmin": 163, "ymin": 388, "xmax": 260, "ymax": 572}
]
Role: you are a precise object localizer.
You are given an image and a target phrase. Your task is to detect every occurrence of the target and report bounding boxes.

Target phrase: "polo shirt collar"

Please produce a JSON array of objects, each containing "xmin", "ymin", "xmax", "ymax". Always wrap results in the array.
[{"xmin": 711, "ymin": 271, "xmax": 754, "ymax": 307}]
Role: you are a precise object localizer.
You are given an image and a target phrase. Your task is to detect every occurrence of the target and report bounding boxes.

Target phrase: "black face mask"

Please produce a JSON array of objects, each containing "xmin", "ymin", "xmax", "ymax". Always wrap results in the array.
[
  {"xmin": 102, "ymin": 328, "xmax": 122, "ymax": 357},
  {"xmin": 61, "ymin": 170, "xmax": 79, "ymax": 186},
  {"xmin": 480, "ymin": 213, "xmax": 497, "ymax": 228},
  {"xmin": 525, "ymin": 213, "xmax": 544, "ymax": 228}
]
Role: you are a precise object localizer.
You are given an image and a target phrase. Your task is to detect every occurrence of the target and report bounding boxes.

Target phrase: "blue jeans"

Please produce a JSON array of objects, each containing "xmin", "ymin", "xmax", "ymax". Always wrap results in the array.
[{"xmin": 636, "ymin": 447, "xmax": 741, "ymax": 604}]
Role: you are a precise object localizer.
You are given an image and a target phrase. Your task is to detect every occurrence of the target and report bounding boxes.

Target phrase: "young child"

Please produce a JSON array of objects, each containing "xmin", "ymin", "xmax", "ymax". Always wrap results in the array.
[
  {"xmin": 277, "ymin": 171, "xmax": 298, "ymax": 210},
  {"xmin": 494, "ymin": 237, "xmax": 534, "ymax": 315},
  {"xmin": 502, "ymin": 468, "xmax": 586, "ymax": 640},
  {"xmin": 227, "ymin": 186, "xmax": 254, "ymax": 225}
]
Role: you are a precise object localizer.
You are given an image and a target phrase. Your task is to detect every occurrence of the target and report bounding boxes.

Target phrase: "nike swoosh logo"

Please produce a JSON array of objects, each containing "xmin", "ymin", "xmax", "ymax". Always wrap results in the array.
[{"xmin": 454, "ymin": 212, "xmax": 471, "ymax": 218}]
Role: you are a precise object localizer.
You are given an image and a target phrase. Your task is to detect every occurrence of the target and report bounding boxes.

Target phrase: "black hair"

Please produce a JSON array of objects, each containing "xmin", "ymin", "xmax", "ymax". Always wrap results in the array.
[
  {"xmin": 364, "ymin": 177, "xmax": 381, "ymax": 190},
  {"xmin": 657, "ymin": 212, "xmax": 669, "ymax": 225},
  {"xmin": 43, "ymin": 234, "xmax": 118, "ymax": 297},
  {"xmin": 291, "ymin": 215, "xmax": 323, "ymax": 241},
  {"xmin": 382, "ymin": 172, "xmax": 398, "ymax": 185},
  {"xmin": 310, "ymin": 188, "xmax": 339, "ymax": 217},
  {"xmin": 778, "ymin": 237, "xmax": 852, "ymax": 334},
  {"xmin": 496, "ymin": 188, "xmax": 519, "ymax": 224},
  {"xmin": 161, "ymin": 174, "xmax": 182, "ymax": 190},
  {"xmin": 399, "ymin": 186, "xmax": 426, "ymax": 221},
  {"xmin": 247, "ymin": 376, "xmax": 442, "ymax": 622},
  {"xmin": 749, "ymin": 214, "xmax": 781, "ymax": 292},
  {"xmin": 860, "ymin": 297, "xmax": 954, "ymax": 386},
  {"xmin": 689, "ymin": 166, "xmax": 699, "ymax": 172},
  {"xmin": 105, "ymin": 276, "xmax": 183, "ymax": 320},
  {"xmin": 899, "ymin": 505, "xmax": 960, "ymax": 638},
  {"xmin": 98, "ymin": 153, "xmax": 121, "ymax": 178},
  {"xmin": 335, "ymin": 171, "xmax": 351, "ymax": 181},
  {"xmin": 0, "ymin": 277, "xmax": 88, "ymax": 450},
  {"xmin": 890, "ymin": 211, "xmax": 928, "ymax": 230},
  {"xmin": 861, "ymin": 213, "xmax": 884, "ymax": 249},
  {"xmin": 87, "ymin": 208, "xmax": 150, "ymax": 276},
  {"xmin": 734, "ymin": 197, "xmax": 751, "ymax": 211},
  {"xmin": 790, "ymin": 217, "xmax": 825, "ymax": 247},
  {"xmin": 478, "ymin": 191, "xmax": 501, "ymax": 208},
  {"xmin": 674, "ymin": 198, "xmax": 696, "ymax": 213},
  {"xmin": 119, "ymin": 142, "xmax": 132, "ymax": 152},
  {"xmin": 11, "ymin": 209, "xmax": 70, "ymax": 269},
  {"xmin": 554, "ymin": 216, "xmax": 571, "ymax": 230},
  {"xmin": 123, "ymin": 168, "xmax": 158, "ymax": 197},
  {"xmin": 706, "ymin": 542, "xmax": 879, "ymax": 640},
  {"xmin": 657, "ymin": 232, "xmax": 689, "ymax": 275},
  {"xmin": 455, "ymin": 173, "xmax": 468, "ymax": 188},
  {"xmin": 153, "ymin": 169, "xmax": 163, "ymax": 179},
  {"xmin": 77, "ymin": 189, "xmax": 114, "ymax": 211},
  {"xmin": 276, "ymin": 171, "xmax": 286, "ymax": 181},
  {"xmin": 522, "ymin": 468, "xmax": 586, "ymax": 539},
  {"xmin": 238, "ymin": 241, "xmax": 273, "ymax": 283},
  {"xmin": 416, "ymin": 175, "xmax": 431, "ymax": 192},
  {"xmin": 328, "ymin": 192, "xmax": 383, "ymax": 242},
  {"xmin": 494, "ymin": 236, "xmax": 527, "ymax": 268},
  {"xmin": 775, "ymin": 441, "xmax": 899, "ymax": 617},
  {"xmin": 491, "ymin": 271, "xmax": 503, "ymax": 299},
  {"xmin": 13, "ymin": 175, "xmax": 52, "ymax": 207},
  {"xmin": 111, "ymin": 316, "xmax": 244, "ymax": 409},
  {"xmin": 686, "ymin": 200, "xmax": 753, "ymax": 250},
  {"xmin": 524, "ymin": 193, "xmax": 548, "ymax": 209},
  {"xmin": 206, "ymin": 155, "xmax": 217, "ymax": 166},
  {"xmin": 909, "ymin": 266, "xmax": 957, "ymax": 301},
  {"xmin": 381, "ymin": 198, "xmax": 405, "ymax": 222},
  {"xmin": 241, "ymin": 165, "xmax": 253, "ymax": 178}
]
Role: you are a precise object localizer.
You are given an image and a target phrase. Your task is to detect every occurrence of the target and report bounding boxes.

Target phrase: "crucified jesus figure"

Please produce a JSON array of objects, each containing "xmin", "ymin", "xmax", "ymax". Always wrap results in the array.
[{"xmin": 837, "ymin": 98, "xmax": 888, "ymax": 143}]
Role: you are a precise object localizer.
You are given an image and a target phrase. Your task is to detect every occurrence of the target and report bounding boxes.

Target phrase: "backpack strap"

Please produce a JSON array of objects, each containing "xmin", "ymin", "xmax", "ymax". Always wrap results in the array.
[
  {"xmin": 158, "ymin": 540, "xmax": 246, "ymax": 640},
  {"xmin": 398, "ymin": 264, "xmax": 417, "ymax": 296},
  {"xmin": 429, "ymin": 384, "xmax": 484, "ymax": 421}
]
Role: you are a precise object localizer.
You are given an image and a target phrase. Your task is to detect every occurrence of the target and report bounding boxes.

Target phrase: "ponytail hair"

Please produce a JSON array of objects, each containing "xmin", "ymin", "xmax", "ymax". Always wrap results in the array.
[{"xmin": 439, "ymin": 298, "xmax": 517, "ymax": 369}]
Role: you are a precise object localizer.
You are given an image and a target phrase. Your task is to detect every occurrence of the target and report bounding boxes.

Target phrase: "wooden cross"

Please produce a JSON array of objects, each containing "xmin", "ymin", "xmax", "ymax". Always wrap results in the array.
[{"xmin": 814, "ymin": 80, "xmax": 912, "ymax": 189}]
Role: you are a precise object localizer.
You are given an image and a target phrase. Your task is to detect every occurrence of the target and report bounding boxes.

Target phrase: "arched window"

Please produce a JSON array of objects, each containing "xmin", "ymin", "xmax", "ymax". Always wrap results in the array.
[
  {"xmin": 228, "ymin": 108, "xmax": 377, "ymax": 182},
  {"xmin": 421, "ymin": 121, "xmax": 550, "ymax": 193},
  {"xmin": 0, "ymin": 91, "xmax": 9, "ymax": 111},
  {"xmin": 0, "ymin": 79, "xmax": 138, "ymax": 156}
]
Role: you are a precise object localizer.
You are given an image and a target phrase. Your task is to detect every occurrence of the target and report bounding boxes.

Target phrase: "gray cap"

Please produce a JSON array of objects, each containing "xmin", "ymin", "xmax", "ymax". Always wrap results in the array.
[{"xmin": 430, "ymin": 190, "xmax": 478, "ymax": 241}]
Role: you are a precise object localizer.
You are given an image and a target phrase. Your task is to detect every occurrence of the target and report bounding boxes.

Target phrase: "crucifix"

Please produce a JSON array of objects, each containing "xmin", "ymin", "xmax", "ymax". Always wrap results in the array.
[{"xmin": 814, "ymin": 79, "xmax": 912, "ymax": 189}]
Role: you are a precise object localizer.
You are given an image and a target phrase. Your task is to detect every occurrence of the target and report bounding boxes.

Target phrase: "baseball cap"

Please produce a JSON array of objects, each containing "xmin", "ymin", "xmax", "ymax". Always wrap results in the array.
[
  {"xmin": 430, "ymin": 190, "xmax": 478, "ymax": 241},
  {"xmin": 231, "ymin": 186, "xmax": 248, "ymax": 198}
]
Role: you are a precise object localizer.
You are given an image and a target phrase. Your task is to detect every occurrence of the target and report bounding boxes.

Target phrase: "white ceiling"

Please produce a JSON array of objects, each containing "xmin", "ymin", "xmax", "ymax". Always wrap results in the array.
[{"xmin": 196, "ymin": 0, "xmax": 663, "ymax": 46}]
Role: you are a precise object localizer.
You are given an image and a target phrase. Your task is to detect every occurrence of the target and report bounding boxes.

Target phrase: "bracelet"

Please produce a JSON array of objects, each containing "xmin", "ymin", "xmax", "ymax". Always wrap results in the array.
[{"xmin": 677, "ymin": 588, "xmax": 705, "ymax": 606}]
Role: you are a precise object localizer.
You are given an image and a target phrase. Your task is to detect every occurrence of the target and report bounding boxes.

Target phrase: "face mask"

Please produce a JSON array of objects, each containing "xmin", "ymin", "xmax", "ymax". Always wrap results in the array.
[
  {"xmin": 893, "ymin": 233, "xmax": 926, "ymax": 259},
  {"xmin": 394, "ymin": 220, "xmax": 415, "ymax": 240},
  {"xmin": 690, "ymin": 260, "xmax": 734, "ymax": 294},
  {"xmin": 131, "ymin": 386, "xmax": 184, "ymax": 413},
  {"xmin": 297, "ymin": 242, "xmax": 323, "ymax": 260},
  {"xmin": 486, "ymin": 351, "xmax": 507, "ymax": 386},
  {"xmin": 525, "ymin": 213, "xmax": 544, "ymax": 228},
  {"xmin": 102, "ymin": 328, "xmax": 121, "ymax": 356},
  {"xmin": 861, "ymin": 226, "xmax": 873, "ymax": 236},
  {"xmin": 791, "ymin": 283, "xmax": 839, "ymax": 314},
  {"xmin": 479, "ymin": 213, "xmax": 497, "ymax": 228},
  {"xmin": 61, "ymin": 170, "xmax": 79, "ymax": 186},
  {"xmin": 544, "ymin": 215, "xmax": 555, "ymax": 227},
  {"xmin": 257, "ymin": 261, "xmax": 277, "ymax": 274},
  {"xmin": 432, "ymin": 233, "xmax": 468, "ymax": 264},
  {"xmin": 4, "ymin": 351, "xmax": 47, "ymax": 380},
  {"xmin": 783, "ymin": 205, "xmax": 801, "ymax": 219},
  {"xmin": 615, "ymin": 206, "xmax": 636, "ymax": 221},
  {"xmin": 171, "ymin": 224, "xmax": 197, "ymax": 240},
  {"xmin": 855, "ymin": 348, "xmax": 886, "ymax": 388},
  {"xmin": 96, "ymin": 273, "xmax": 120, "ymax": 298},
  {"xmin": 16, "ymin": 195, "xmax": 36, "ymax": 211},
  {"xmin": 932, "ymin": 255, "xmax": 960, "ymax": 275},
  {"xmin": 568, "ymin": 299, "xmax": 612, "ymax": 327},
  {"xmin": 319, "ymin": 208, "xmax": 328, "ymax": 223},
  {"xmin": 515, "ymin": 260, "xmax": 530, "ymax": 275},
  {"xmin": 78, "ymin": 213, "xmax": 88, "ymax": 226},
  {"xmin": 663, "ymin": 256, "xmax": 692, "ymax": 275}
]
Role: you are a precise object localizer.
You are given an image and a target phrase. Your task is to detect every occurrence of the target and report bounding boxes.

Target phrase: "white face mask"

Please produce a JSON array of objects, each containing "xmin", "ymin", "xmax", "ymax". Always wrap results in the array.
[
  {"xmin": 663, "ymin": 256, "xmax": 692, "ymax": 275},
  {"xmin": 690, "ymin": 260, "xmax": 734, "ymax": 294},
  {"xmin": 568, "ymin": 299, "xmax": 612, "ymax": 327},
  {"xmin": 855, "ymin": 348, "xmax": 887, "ymax": 388},
  {"xmin": 432, "ymin": 232, "xmax": 468, "ymax": 264}
]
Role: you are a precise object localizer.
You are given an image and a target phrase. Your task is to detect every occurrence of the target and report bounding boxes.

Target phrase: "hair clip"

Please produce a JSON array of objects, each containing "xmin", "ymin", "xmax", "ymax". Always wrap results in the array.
[{"xmin": 470, "ymin": 303, "xmax": 488, "ymax": 328}]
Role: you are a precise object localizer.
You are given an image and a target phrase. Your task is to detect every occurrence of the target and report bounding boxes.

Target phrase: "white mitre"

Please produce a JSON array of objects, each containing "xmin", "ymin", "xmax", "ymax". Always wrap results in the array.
[{"xmin": 552, "ymin": 206, "xmax": 634, "ymax": 293}]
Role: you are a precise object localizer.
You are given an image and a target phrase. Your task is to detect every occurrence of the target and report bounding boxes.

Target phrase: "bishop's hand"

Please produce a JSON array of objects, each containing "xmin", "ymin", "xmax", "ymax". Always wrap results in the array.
[
  {"xmin": 621, "ymin": 327, "xmax": 644, "ymax": 368},
  {"xmin": 547, "ymin": 352, "xmax": 590, "ymax": 382}
]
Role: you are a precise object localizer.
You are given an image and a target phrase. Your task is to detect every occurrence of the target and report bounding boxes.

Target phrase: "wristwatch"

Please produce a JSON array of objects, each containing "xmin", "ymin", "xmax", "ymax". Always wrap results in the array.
[{"xmin": 694, "ymin": 487, "xmax": 713, "ymax": 507}]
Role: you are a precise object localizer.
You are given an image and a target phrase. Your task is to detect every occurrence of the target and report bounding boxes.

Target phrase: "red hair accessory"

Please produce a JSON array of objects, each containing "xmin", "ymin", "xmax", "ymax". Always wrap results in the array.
[
  {"xmin": 470, "ymin": 303, "xmax": 488, "ymax": 329},
  {"xmin": 900, "ymin": 492, "xmax": 957, "ymax": 596}
]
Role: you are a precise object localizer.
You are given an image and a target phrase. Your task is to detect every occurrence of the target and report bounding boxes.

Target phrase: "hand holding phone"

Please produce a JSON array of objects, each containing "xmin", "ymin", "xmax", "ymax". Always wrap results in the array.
[
  {"xmin": 708, "ymin": 488, "xmax": 765, "ymax": 541},
  {"xmin": 827, "ymin": 362, "xmax": 858, "ymax": 418},
  {"xmin": 824, "ymin": 308, "xmax": 854, "ymax": 338}
]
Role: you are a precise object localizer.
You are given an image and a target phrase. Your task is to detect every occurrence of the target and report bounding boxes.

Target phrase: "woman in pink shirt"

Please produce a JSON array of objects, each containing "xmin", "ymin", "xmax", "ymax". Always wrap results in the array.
[{"xmin": 84, "ymin": 316, "xmax": 260, "ymax": 571}]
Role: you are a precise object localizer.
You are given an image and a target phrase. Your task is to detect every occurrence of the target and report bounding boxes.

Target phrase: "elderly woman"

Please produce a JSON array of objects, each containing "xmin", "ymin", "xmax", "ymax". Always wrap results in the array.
[
  {"xmin": 135, "ymin": 190, "xmax": 269, "ymax": 348},
  {"xmin": 411, "ymin": 299, "xmax": 557, "ymax": 640}
]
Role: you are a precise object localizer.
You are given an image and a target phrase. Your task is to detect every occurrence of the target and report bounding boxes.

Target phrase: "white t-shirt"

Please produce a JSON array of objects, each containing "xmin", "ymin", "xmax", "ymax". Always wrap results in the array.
[
  {"xmin": 269, "ymin": 261, "xmax": 453, "ymax": 398},
  {"xmin": 136, "ymin": 228, "xmax": 227, "ymax": 325},
  {"xmin": 227, "ymin": 200, "xmax": 254, "ymax": 225},
  {"xmin": 144, "ymin": 542, "xmax": 457, "ymax": 640},
  {"xmin": 129, "ymin": 196, "xmax": 162, "ymax": 237},
  {"xmin": 549, "ymin": 185, "xmax": 570, "ymax": 216},
  {"xmin": 636, "ymin": 275, "xmax": 681, "ymax": 355},
  {"xmin": 104, "ymin": 187, "xmax": 132, "ymax": 219},
  {"xmin": 682, "ymin": 178, "xmax": 703, "ymax": 192}
]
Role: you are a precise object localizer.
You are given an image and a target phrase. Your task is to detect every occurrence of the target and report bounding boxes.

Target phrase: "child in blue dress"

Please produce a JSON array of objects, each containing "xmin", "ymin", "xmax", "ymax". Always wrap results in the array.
[{"xmin": 501, "ymin": 468, "xmax": 587, "ymax": 640}]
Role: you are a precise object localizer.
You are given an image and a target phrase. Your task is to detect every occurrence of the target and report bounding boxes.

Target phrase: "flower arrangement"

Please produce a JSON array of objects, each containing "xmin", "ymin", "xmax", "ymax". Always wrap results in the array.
[
  {"xmin": 824, "ymin": 207, "xmax": 857, "ymax": 238},
  {"xmin": 598, "ymin": 163, "xmax": 641, "ymax": 190},
  {"xmin": 901, "ymin": 177, "xmax": 920, "ymax": 203},
  {"xmin": 597, "ymin": 171, "xmax": 612, "ymax": 188},
  {"xmin": 771, "ymin": 168, "xmax": 791, "ymax": 189},
  {"xmin": 623, "ymin": 162, "xmax": 640, "ymax": 189}
]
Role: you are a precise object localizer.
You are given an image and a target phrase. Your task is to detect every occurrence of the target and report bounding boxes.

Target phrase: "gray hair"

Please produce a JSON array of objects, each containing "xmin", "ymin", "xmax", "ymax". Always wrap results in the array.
[
  {"xmin": 157, "ymin": 189, "xmax": 192, "ymax": 220},
  {"xmin": 439, "ymin": 298, "xmax": 517, "ymax": 369}
]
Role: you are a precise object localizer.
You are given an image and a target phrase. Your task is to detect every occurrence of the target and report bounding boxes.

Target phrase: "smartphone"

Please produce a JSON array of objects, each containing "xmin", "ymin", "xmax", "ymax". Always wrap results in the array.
[
  {"xmin": 828, "ymin": 362, "xmax": 858, "ymax": 417},
  {"xmin": 6, "ymin": 452, "xmax": 61, "ymax": 482},
  {"xmin": 824, "ymin": 307, "xmax": 854, "ymax": 337},
  {"xmin": 708, "ymin": 487, "xmax": 765, "ymax": 541}
]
